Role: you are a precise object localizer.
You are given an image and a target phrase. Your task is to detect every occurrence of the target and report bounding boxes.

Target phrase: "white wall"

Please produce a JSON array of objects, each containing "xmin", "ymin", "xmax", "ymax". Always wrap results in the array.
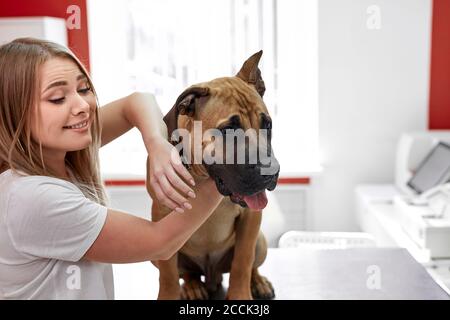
[{"xmin": 312, "ymin": 0, "xmax": 432, "ymax": 231}]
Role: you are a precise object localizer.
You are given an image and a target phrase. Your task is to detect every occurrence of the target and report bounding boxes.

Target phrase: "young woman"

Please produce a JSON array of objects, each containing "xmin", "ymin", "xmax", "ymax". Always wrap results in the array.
[{"xmin": 0, "ymin": 38, "xmax": 223, "ymax": 299}]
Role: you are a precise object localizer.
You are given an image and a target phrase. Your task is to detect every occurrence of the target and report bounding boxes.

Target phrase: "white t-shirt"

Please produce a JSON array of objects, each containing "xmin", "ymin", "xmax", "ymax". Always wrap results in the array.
[{"xmin": 0, "ymin": 169, "xmax": 114, "ymax": 300}]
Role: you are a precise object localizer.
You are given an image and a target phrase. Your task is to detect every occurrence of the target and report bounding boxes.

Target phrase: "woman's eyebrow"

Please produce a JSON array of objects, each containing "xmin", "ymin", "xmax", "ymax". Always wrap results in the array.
[
  {"xmin": 43, "ymin": 74, "xmax": 87, "ymax": 93},
  {"xmin": 43, "ymin": 80, "xmax": 67, "ymax": 93}
]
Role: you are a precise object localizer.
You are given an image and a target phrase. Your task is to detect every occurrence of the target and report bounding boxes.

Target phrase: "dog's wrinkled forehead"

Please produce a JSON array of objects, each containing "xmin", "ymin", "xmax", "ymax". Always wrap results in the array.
[
  {"xmin": 164, "ymin": 51, "xmax": 268, "ymax": 138},
  {"xmin": 199, "ymin": 77, "xmax": 268, "ymax": 130}
]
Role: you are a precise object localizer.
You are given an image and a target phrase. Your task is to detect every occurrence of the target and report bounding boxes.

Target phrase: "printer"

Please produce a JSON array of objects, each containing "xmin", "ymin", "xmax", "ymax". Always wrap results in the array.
[{"xmin": 392, "ymin": 131, "xmax": 450, "ymax": 258}]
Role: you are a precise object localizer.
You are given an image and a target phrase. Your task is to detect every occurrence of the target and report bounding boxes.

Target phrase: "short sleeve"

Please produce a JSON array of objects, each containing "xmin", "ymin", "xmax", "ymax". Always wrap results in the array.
[{"xmin": 5, "ymin": 177, "xmax": 108, "ymax": 262}]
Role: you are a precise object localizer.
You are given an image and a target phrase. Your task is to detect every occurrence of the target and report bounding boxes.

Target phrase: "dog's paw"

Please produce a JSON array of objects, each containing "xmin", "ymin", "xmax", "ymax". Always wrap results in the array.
[
  {"xmin": 158, "ymin": 292, "xmax": 181, "ymax": 300},
  {"xmin": 157, "ymin": 286, "xmax": 181, "ymax": 300},
  {"xmin": 251, "ymin": 273, "xmax": 275, "ymax": 300},
  {"xmin": 225, "ymin": 290, "xmax": 253, "ymax": 300},
  {"xmin": 181, "ymin": 278, "xmax": 209, "ymax": 300}
]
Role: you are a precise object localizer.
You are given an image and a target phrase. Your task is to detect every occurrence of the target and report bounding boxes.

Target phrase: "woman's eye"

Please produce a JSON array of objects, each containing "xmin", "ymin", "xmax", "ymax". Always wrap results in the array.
[
  {"xmin": 78, "ymin": 87, "xmax": 91, "ymax": 94},
  {"xmin": 49, "ymin": 97, "xmax": 65, "ymax": 104}
]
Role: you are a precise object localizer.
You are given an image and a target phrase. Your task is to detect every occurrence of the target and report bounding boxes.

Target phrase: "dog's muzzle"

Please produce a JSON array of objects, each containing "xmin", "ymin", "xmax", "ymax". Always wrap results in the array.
[{"xmin": 206, "ymin": 158, "xmax": 280, "ymax": 210}]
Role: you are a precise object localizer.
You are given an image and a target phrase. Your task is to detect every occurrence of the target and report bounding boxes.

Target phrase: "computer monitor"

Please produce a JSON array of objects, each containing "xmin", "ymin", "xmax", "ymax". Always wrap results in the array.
[{"xmin": 407, "ymin": 142, "xmax": 450, "ymax": 194}]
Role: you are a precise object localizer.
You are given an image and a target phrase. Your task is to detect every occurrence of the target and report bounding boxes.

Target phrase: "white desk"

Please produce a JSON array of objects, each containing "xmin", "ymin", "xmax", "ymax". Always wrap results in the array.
[{"xmin": 113, "ymin": 247, "xmax": 449, "ymax": 300}]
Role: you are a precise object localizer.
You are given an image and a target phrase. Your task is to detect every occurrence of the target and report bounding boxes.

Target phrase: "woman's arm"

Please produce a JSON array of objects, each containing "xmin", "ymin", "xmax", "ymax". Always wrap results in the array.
[
  {"xmin": 99, "ymin": 92, "xmax": 195, "ymax": 211},
  {"xmin": 83, "ymin": 178, "xmax": 223, "ymax": 263},
  {"xmin": 99, "ymin": 92, "xmax": 166, "ymax": 148}
]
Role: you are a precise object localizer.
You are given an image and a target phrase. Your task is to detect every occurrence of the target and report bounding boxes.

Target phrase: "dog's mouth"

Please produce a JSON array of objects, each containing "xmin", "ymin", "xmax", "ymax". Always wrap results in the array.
[
  {"xmin": 230, "ymin": 191, "xmax": 268, "ymax": 210},
  {"xmin": 216, "ymin": 177, "xmax": 269, "ymax": 210}
]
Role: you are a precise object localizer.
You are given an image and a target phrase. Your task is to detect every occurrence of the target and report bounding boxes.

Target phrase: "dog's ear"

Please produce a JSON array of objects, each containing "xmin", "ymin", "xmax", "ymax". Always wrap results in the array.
[
  {"xmin": 236, "ymin": 50, "xmax": 265, "ymax": 97},
  {"xmin": 175, "ymin": 86, "xmax": 210, "ymax": 117},
  {"xmin": 163, "ymin": 86, "xmax": 210, "ymax": 143}
]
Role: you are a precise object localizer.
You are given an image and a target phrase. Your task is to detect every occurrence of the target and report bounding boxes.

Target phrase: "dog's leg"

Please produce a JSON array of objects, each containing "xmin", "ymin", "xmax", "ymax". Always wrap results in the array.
[
  {"xmin": 251, "ymin": 233, "xmax": 275, "ymax": 299},
  {"xmin": 226, "ymin": 209, "xmax": 262, "ymax": 300},
  {"xmin": 156, "ymin": 256, "xmax": 181, "ymax": 299},
  {"xmin": 150, "ymin": 202, "xmax": 181, "ymax": 300}
]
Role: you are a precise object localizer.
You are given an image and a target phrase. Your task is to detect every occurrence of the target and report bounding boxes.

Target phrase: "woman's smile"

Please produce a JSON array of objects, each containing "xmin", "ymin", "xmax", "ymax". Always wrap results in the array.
[{"xmin": 63, "ymin": 118, "xmax": 90, "ymax": 132}]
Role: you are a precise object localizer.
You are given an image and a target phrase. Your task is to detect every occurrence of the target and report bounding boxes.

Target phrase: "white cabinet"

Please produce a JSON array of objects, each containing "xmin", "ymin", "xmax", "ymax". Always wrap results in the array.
[
  {"xmin": 0, "ymin": 17, "xmax": 67, "ymax": 46},
  {"xmin": 355, "ymin": 184, "xmax": 450, "ymax": 294}
]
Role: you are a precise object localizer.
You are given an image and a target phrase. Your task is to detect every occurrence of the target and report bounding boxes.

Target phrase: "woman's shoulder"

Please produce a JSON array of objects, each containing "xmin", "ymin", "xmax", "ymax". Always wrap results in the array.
[
  {"xmin": 0, "ymin": 171, "xmax": 73, "ymax": 225},
  {"xmin": 1, "ymin": 169, "xmax": 82, "ymax": 199},
  {"xmin": 1, "ymin": 170, "xmax": 91, "ymax": 224}
]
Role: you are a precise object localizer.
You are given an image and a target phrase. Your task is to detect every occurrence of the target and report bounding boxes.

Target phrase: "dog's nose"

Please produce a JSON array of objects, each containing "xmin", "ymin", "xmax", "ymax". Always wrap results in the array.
[
  {"xmin": 259, "ymin": 157, "xmax": 280, "ymax": 176},
  {"xmin": 267, "ymin": 173, "xmax": 279, "ymax": 191}
]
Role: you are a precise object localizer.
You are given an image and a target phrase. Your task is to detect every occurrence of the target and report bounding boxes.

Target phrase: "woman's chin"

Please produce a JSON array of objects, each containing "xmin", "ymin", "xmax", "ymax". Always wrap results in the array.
[{"xmin": 66, "ymin": 140, "xmax": 92, "ymax": 151}]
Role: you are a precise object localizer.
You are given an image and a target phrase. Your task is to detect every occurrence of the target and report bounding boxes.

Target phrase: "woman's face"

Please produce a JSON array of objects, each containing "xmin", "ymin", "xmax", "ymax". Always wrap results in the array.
[{"xmin": 31, "ymin": 57, "xmax": 96, "ymax": 156}]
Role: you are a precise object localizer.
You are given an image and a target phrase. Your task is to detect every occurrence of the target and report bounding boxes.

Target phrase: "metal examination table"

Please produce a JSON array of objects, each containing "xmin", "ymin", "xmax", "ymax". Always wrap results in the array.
[
  {"xmin": 252, "ymin": 247, "xmax": 450, "ymax": 300},
  {"xmin": 113, "ymin": 248, "xmax": 450, "ymax": 300}
]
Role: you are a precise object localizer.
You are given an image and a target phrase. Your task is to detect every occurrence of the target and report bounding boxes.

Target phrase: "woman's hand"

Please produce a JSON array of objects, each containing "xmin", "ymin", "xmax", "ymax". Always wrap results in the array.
[
  {"xmin": 146, "ymin": 136, "xmax": 196, "ymax": 213},
  {"xmin": 99, "ymin": 91, "xmax": 197, "ymax": 212}
]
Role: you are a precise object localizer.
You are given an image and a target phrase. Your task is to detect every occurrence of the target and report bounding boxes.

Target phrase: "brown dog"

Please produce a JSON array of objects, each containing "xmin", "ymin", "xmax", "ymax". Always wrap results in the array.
[{"xmin": 146, "ymin": 51, "xmax": 280, "ymax": 300}]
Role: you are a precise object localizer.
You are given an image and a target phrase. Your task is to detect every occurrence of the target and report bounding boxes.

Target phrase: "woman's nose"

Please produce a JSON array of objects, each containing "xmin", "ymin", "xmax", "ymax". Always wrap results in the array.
[{"xmin": 71, "ymin": 93, "xmax": 90, "ymax": 115}]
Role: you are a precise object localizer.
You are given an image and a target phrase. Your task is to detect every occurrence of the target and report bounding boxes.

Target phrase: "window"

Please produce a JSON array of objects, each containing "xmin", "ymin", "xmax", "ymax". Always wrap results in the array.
[{"xmin": 88, "ymin": 0, "xmax": 319, "ymax": 178}]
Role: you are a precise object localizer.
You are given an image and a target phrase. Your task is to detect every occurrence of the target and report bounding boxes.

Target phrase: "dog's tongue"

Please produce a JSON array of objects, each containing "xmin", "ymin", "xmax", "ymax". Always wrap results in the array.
[{"xmin": 243, "ymin": 191, "xmax": 268, "ymax": 210}]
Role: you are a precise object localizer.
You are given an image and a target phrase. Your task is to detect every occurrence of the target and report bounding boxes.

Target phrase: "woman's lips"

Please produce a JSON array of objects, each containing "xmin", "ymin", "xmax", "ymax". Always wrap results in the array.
[{"xmin": 63, "ymin": 119, "xmax": 89, "ymax": 131}]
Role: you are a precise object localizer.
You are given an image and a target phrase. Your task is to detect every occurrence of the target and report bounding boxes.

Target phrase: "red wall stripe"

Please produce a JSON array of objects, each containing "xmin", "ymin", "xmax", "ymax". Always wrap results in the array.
[
  {"xmin": 277, "ymin": 177, "xmax": 310, "ymax": 184},
  {"xmin": 104, "ymin": 180, "xmax": 147, "ymax": 187},
  {"xmin": 429, "ymin": 0, "xmax": 450, "ymax": 129},
  {"xmin": 104, "ymin": 177, "xmax": 311, "ymax": 187},
  {"xmin": 0, "ymin": 0, "xmax": 90, "ymax": 70}
]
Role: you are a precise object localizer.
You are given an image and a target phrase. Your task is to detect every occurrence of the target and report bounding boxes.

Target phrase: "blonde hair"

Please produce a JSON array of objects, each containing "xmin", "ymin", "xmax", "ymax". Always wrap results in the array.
[{"xmin": 0, "ymin": 38, "xmax": 108, "ymax": 206}]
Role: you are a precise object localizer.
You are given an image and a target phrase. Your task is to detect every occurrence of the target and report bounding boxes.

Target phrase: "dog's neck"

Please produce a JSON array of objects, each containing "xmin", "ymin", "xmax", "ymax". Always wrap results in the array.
[{"xmin": 189, "ymin": 164, "xmax": 210, "ymax": 182}]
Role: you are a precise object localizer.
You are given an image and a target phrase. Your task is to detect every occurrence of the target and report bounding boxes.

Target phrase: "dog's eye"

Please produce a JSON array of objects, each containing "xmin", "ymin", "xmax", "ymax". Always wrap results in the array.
[
  {"xmin": 220, "ymin": 125, "xmax": 236, "ymax": 134},
  {"xmin": 261, "ymin": 117, "xmax": 272, "ymax": 130}
]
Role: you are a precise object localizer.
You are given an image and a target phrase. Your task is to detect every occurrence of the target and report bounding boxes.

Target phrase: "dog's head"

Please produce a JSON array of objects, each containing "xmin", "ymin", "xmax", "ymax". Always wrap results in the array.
[{"xmin": 164, "ymin": 51, "xmax": 280, "ymax": 210}]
